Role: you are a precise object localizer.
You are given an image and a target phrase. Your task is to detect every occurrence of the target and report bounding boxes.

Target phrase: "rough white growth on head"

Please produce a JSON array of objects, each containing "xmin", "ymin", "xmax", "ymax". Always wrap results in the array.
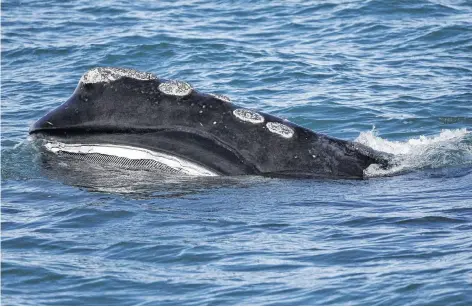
[
  {"xmin": 158, "ymin": 80, "xmax": 193, "ymax": 97},
  {"xmin": 266, "ymin": 122, "xmax": 294, "ymax": 139},
  {"xmin": 210, "ymin": 93, "xmax": 231, "ymax": 103},
  {"xmin": 80, "ymin": 67, "xmax": 156, "ymax": 84},
  {"xmin": 233, "ymin": 108, "xmax": 264, "ymax": 124}
]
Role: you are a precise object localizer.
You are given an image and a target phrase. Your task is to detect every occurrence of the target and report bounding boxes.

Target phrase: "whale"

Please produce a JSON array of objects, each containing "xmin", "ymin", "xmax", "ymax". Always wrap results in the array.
[{"xmin": 29, "ymin": 67, "xmax": 391, "ymax": 179}]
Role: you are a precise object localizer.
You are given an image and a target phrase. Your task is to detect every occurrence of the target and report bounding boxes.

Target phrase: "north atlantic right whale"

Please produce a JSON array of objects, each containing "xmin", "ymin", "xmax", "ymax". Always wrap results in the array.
[{"xmin": 29, "ymin": 67, "xmax": 391, "ymax": 179}]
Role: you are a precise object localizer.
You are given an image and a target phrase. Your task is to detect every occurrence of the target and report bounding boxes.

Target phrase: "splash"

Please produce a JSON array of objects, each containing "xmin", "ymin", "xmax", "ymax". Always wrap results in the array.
[{"xmin": 356, "ymin": 128, "xmax": 472, "ymax": 177}]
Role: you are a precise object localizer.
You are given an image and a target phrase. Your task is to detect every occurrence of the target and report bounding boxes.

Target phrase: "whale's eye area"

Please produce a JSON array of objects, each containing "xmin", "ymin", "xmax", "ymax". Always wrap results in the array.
[
  {"xmin": 266, "ymin": 122, "xmax": 294, "ymax": 139},
  {"xmin": 158, "ymin": 80, "xmax": 193, "ymax": 97},
  {"xmin": 233, "ymin": 108, "xmax": 264, "ymax": 124},
  {"xmin": 210, "ymin": 93, "xmax": 231, "ymax": 103},
  {"xmin": 80, "ymin": 67, "xmax": 156, "ymax": 84}
]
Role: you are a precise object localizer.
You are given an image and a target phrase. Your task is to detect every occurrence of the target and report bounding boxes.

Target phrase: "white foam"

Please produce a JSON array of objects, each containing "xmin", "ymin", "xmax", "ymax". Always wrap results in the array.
[
  {"xmin": 355, "ymin": 128, "xmax": 472, "ymax": 177},
  {"xmin": 80, "ymin": 67, "xmax": 156, "ymax": 84}
]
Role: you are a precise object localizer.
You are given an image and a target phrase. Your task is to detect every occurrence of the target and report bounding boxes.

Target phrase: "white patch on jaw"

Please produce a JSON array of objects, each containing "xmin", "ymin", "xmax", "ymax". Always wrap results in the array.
[
  {"xmin": 158, "ymin": 80, "xmax": 193, "ymax": 97},
  {"xmin": 80, "ymin": 67, "xmax": 156, "ymax": 84},
  {"xmin": 233, "ymin": 108, "xmax": 264, "ymax": 124},
  {"xmin": 210, "ymin": 93, "xmax": 231, "ymax": 103},
  {"xmin": 43, "ymin": 142, "xmax": 218, "ymax": 177},
  {"xmin": 266, "ymin": 122, "xmax": 294, "ymax": 139}
]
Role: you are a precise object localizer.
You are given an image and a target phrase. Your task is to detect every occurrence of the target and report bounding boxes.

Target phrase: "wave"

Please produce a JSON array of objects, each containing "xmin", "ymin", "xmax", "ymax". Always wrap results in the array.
[{"xmin": 356, "ymin": 128, "xmax": 472, "ymax": 177}]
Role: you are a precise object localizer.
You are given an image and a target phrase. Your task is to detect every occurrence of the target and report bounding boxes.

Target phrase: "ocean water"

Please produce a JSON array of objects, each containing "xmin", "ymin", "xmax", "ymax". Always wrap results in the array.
[{"xmin": 2, "ymin": 0, "xmax": 472, "ymax": 305}]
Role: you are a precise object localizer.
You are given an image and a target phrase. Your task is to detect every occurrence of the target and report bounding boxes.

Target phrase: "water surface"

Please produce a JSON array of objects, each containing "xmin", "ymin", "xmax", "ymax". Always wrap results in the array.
[{"xmin": 2, "ymin": 0, "xmax": 472, "ymax": 305}]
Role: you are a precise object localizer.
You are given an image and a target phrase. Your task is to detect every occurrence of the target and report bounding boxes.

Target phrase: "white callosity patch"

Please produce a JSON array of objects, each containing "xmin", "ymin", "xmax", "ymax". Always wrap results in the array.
[
  {"xmin": 266, "ymin": 122, "xmax": 294, "ymax": 139},
  {"xmin": 356, "ymin": 128, "xmax": 471, "ymax": 177},
  {"xmin": 210, "ymin": 93, "xmax": 231, "ymax": 103},
  {"xmin": 43, "ymin": 142, "xmax": 218, "ymax": 177},
  {"xmin": 80, "ymin": 67, "xmax": 156, "ymax": 84},
  {"xmin": 233, "ymin": 108, "xmax": 264, "ymax": 124},
  {"xmin": 158, "ymin": 80, "xmax": 193, "ymax": 97}
]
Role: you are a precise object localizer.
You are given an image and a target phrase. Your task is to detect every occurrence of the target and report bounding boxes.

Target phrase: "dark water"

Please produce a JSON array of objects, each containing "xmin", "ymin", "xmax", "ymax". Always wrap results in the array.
[{"xmin": 2, "ymin": 0, "xmax": 472, "ymax": 305}]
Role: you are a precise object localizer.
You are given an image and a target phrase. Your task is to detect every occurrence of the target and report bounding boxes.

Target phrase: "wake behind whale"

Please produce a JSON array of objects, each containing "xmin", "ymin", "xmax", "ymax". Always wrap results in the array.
[{"xmin": 29, "ymin": 67, "xmax": 394, "ymax": 179}]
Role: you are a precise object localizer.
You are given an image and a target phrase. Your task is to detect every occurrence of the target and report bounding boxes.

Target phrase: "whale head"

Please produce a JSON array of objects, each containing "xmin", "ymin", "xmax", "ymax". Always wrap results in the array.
[{"xmin": 30, "ymin": 67, "xmax": 390, "ymax": 179}]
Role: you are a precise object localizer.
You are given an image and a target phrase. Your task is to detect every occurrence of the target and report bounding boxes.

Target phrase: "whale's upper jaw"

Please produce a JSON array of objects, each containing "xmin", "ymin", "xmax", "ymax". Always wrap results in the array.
[
  {"xmin": 29, "ymin": 67, "xmax": 262, "ymax": 176},
  {"xmin": 30, "ymin": 68, "xmax": 158, "ymax": 134},
  {"xmin": 30, "ymin": 67, "xmax": 387, "ymax": 179}
]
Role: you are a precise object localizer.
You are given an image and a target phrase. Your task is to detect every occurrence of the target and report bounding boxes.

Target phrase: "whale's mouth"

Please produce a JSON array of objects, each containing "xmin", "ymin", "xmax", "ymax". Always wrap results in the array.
[
  {"xmin": 29, "ymin": 128, "xmax": 260, "ymax": 176},
  {"xmin": 40, "ymin": 141, "xmax": 219, "ymax": 177}
]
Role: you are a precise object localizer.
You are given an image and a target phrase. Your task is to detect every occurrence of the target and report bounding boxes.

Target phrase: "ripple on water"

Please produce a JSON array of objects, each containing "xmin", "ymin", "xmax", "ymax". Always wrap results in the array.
[{"xmin": 2, "ymin": 0, "xmax": 472, "ymax": 305}]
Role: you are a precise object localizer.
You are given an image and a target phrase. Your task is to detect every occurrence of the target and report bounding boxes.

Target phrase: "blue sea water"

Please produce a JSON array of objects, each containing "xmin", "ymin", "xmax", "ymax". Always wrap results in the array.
[{"xmin": 2, "ymin": 0, "xmax": 472, "ymax": 305}]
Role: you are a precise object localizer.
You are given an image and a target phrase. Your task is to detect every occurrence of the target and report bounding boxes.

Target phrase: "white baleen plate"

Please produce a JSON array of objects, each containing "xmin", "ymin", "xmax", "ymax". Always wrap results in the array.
[
  {"xmin": 210, "ymin": 93, "xmax": 231, "ymax": 102},
  {"xmin": 44, "ymin": 142, "xmax": 218, "ymax": 177},
  {"xmin": 233, "ymin": 108, "xmax": 264, "ymax": 124},
  {"xmin": 80, "ymin": 67, "xmax": 156, "ymax": 84},
  {"xmin": 158, "ymin": 80, "xmax": 193, "ymax": 97},
  {"xmin": 266, "ymin": 122, "xmax": 294, "ymax": 139}
]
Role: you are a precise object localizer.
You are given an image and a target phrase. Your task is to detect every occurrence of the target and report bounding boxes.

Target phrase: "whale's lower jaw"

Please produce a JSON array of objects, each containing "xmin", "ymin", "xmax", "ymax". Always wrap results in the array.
[{"xmin": 41, "ymin": 141, "xmax": 219, "ymax": 177}]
